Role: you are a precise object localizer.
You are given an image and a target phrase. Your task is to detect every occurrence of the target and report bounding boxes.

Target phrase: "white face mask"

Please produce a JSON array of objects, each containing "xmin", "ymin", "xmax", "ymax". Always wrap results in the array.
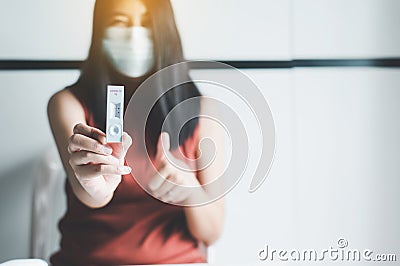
[{"xmin": 102, "ymin": 26, "xmax": 155, "ymax": 78}]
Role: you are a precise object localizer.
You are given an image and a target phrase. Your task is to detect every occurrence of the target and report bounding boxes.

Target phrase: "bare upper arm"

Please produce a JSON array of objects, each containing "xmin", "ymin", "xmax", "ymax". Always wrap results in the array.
[
  {"xmin": 196, "ymin": 98, "xmax": 226, "ymax": 201},
  {"xmin": 47, "ymin": 88, "xmax": 89, "ymax": 202},
  {"xmin": 47, "ymin": 88, "xmax": 86, "ymax": 168}
]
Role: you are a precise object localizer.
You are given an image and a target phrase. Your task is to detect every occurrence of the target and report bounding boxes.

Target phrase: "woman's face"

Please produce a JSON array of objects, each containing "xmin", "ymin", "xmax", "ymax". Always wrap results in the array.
[
  {"xmin": 101, "ymin": 0, "xmax": 155, "ymax": 78},
  {"xmin": 106, "ymin": 0, "xmax": 151, "ymax": 28}
]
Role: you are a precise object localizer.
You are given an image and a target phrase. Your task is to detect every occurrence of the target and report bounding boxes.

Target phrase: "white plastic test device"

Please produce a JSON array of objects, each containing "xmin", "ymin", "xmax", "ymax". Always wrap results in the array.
[{"xmin": 106, "ymin": 85, "xmax": 124, "ymax": 143}]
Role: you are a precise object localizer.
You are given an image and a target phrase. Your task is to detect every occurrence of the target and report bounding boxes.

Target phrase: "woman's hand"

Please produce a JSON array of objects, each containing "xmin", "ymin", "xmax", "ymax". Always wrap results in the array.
[
  {"xmin": 67, "ymin": 123, "xmax": 132, "ymax": 201},
  {"xmin": 148, "ymin": 132, "xmax": 201, "ymax": 204}
]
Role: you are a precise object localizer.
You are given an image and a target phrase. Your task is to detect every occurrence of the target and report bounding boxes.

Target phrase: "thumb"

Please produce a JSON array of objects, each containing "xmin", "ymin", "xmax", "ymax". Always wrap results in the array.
[
  {"xmin": 161, "ymin": 132, "xmax": 170, "ymax": 152},
  {"xmin": 122, "ymin": 132, "xmax": 133, "ymax": 155},
  {"xmin": 109, "ymin": 133, "xmax": 132, "ymax": 160},
  {"xmin": 156, "ymin": 132, "xmax": 171, "ymax": 160}
]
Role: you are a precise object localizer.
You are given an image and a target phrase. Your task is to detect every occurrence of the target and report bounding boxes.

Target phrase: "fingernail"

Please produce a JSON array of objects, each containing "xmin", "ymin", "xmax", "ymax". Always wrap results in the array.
[
  {"xmin": 99, "ymin": 136, "xmax": 107, "ymax": 145},
  {"xmin": 104, "ymin": 146, "xmax": 113, "ymax": 154},
  {"xmin": 119, "ymin": 166, "xmax": 131, "ymax": 174}
]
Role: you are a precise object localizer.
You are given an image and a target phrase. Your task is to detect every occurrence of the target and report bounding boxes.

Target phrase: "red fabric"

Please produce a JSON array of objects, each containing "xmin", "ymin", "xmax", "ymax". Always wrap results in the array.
[{"xmin": 50, "ymin": 93, "xmax": 205, "ymax": 265}]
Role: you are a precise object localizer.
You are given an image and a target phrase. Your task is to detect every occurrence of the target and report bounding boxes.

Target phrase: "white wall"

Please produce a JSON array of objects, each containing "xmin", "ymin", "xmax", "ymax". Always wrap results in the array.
[
  {"xmin": 291, "ymin": 67, "xmax": 400, "ymax": 266},
  {"xmin": 0, "ymin": 71, "xmax": 78, "ymax": 260},
  {"xmin": 292, "ymin": 0, "xmax": 400, "ymax": 58},
  {"xmin": 171, "ymin": 0, "xmax": 291, "ymax": 60},
  {"xmin": 197, "ymin": 69, "xmax": 296, "ymax": 264},
  {"xmin": 0, "ymin": 0, "xmax": 94, "ymax": 60},
  {"xmin": 1, "ymin": 0, "xmax": 400, "ymax": 265}
]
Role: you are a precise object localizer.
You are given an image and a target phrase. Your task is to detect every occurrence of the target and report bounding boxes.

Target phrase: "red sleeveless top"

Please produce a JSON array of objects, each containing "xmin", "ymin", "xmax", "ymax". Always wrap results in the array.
[{"xmin": 50, "ymin": 89, "xmax": 206, "ymax": 265}]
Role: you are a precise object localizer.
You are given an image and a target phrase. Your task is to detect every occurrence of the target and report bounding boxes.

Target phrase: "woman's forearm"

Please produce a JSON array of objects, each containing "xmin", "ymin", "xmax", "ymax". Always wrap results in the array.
[
  {"xmin": 67, "ymin": 173, "xmax": 114, "ymax": 208},
  {"xmin": 183, "ymin": 190, "xmax": 224, "ymax": 246}
]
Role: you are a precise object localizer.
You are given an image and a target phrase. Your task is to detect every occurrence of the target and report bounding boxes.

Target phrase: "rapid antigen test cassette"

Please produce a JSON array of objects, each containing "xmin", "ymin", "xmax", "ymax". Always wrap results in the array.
[{"xmin": 106, "ymin": 85, "xmax": 124, "ymax": 143}]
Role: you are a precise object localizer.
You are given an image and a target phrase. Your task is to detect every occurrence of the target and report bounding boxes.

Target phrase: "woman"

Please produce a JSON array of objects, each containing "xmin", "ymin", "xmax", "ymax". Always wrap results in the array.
[{"xmin": 47, "ymin": 0, "xmax": 225, "ymax": 265}]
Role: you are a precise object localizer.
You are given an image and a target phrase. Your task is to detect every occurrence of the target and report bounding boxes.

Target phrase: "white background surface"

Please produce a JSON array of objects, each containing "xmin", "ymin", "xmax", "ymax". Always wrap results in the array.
[
  {"xmin": 2, "ymin": 0, "xmax": 400, "ymax": 60},
  {"xmin": 292, "ymin": 0, "xmax": 400, "ymax": 58},
  {"xmin": 1, "ymin": 0, "xmax": 400, "ymax": 265}
]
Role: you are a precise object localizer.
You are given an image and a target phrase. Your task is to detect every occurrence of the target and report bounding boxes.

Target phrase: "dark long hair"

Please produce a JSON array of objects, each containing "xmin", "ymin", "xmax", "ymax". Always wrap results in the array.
[{"xmin": 68, "ymin": 0, "xmax": 201, "ymax": 156}]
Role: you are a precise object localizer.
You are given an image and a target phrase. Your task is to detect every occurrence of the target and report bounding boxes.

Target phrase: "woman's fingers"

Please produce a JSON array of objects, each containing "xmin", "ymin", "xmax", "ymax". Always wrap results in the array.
[
  {"xmin": 68, "ymin": 133, "xmax": 113, "ymax": 155},
  {"xmin": 73, "ymin": 123, "xmax": 107, "ymax": 144},
  {"xmin": 148, "ymin": 165, "xmax": 171, "ymax": 192},
  {"xmin": 70, "ymin": 150, "xmax": 120, "ymax": 166},
  {"xmin": 162, "ymin": 187, "xmax": 186, "ymax": 203},
  {"xmin": 151, "ymin": 176, "xmax": 188, "ymax": 203},
  {"xmin": 122, "ymin": 132, "xmax": 133, "ymax": 154},
  {"xmin": 154, "ymin": 132, "xmax": 170, "ymax": 168},
  {"xmin": 104, "ymin": 132, "xmax": 133, "ymax": 160},
  {"xmin": 73, "ymin": 164, "xmax": 131, "ymax": 179},
  {"xmin": 68, "ymin": 124, "xmax": 134, "ymax": 198},
  {"xmin": 108, "ymin": 132, "xmax": 133, "ymax": 159},
  {"xmin": 153, "ymin": 176, "xmax": 175, "ymax": 199},
  {"xmin": 148, "ymin": 164, "xmax": 184, "ymax": 200}
]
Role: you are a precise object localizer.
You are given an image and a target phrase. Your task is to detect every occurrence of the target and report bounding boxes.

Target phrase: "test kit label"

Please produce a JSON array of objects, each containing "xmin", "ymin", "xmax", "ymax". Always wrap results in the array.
[{"xmin": 106, "ymin": 85, "xmax": 124, "ymax": 143}]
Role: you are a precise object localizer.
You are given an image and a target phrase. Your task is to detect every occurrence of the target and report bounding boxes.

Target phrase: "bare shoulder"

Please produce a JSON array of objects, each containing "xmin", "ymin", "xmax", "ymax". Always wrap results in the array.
[
  {"xmin": 47, "ymin": 88, "xmax": 83, "ymax": 115},
  {"xmin": 198, "ymin": 96, "xmax": 221, "ymax": 136},
  {"xmin": 47, "ymin": 88, "xmax": 86, "ymax": 132}
]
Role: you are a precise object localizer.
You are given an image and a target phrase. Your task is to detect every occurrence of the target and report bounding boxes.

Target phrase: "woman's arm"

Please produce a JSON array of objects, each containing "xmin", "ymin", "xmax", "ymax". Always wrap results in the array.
[
  {"xmin": 47, "ymin": 89, "xmax": 131, "ymax": 208},
  {"xmin": 183, "ymin": 102, "xmax": 225, "ymax": 246},
  {"xmin": 147, "ymin": 98, "xmax": 226, "ymax": 246}
]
